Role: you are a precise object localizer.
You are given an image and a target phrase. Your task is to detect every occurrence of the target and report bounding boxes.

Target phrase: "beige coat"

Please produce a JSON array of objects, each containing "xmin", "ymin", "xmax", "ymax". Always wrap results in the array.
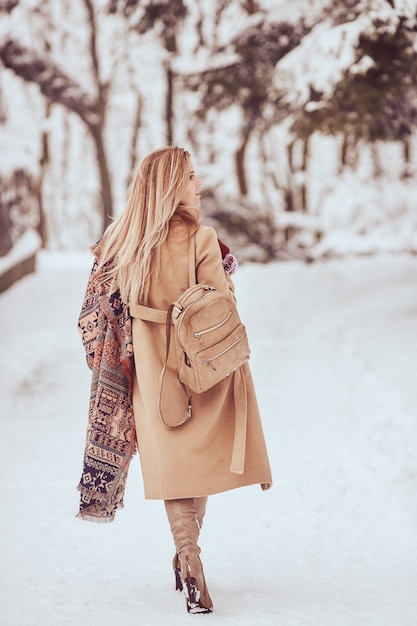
[{"xmin": 130, "ymin": 219, "xmax": 272, "ymax": 499}]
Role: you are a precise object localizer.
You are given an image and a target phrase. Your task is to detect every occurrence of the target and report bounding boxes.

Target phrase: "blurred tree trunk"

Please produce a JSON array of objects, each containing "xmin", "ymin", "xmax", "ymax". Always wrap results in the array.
[
  {"xmin": 300, "ymin": 136, "xmax": 309, "ymax": 212},
  {"xmin": 285, "ymin": 142, "xmax": 295, "ymax": 212},
  {"xmin": 134, "ymin": 0, "xmax": 187, "ymax": 145},
  {"xmin": 90, "ymin": 123, "xmax": 113, "ymax": 230},
  {"xmin": 235, "ymin": 121, "xmax": 252, "ymax": 196},
  {"xmin": 0, "ymin": 189, "xmax": 13, "ymax": 255},
  {"xmin": 0, "ymin": 0, "xmax": 113, "ymax": 237},
  {"xmin": 165, "ymin": 60, "xmax": 174, "ymax": 145},
  {"xmin": 340, "ymin": 133, "xmax": 348, "ymax": 171},
  {"xmin": 83, "ymin": 0, "xmax": 113, "ymax": 230},
  {"xmin": 402, "ymin": 136, "xmax": 411, "ymax": 179},
  {"xmin": 128, "ymin": 95, "xmax": 143, "ymax": 181},
  {"xmin": 36, "ymin": 100, "xmax": 51, "ymax": 247},
  {"xmin": 285, "ymin": 138, "xmax": 308, "ymax": 212}
]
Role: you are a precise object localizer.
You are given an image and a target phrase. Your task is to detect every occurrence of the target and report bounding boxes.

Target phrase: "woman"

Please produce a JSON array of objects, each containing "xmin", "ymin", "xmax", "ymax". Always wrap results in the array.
[{"xmin": 83, "ymin": 146, "xmax": 272, "ymax": 614}]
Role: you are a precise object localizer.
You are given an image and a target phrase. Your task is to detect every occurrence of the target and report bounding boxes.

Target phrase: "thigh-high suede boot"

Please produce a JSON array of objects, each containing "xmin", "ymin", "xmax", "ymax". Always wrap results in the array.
[
  {"xmin": 165, "ymin": 497, "xmax": 213, "ymax": 614},
  {"xmin": 171, "ymin": 497, "xmax": 208, "ymax": 593}
]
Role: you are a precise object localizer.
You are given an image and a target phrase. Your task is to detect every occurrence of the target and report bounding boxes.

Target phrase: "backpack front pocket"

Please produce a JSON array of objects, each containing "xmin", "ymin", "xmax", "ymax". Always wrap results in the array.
[
  {"xmin": 193, "ymin": 324, "xmax": 250, "ymax": 392},
  {"xmin": 193, "ymin": 310, "xmax": 233, "ymax": 339}
]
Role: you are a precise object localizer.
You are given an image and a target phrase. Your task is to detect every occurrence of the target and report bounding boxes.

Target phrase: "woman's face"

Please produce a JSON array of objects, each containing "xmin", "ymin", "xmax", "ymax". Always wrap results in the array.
[{"xmin": 179, "ymin": 161, "xmax": 202, "ymax": 208}]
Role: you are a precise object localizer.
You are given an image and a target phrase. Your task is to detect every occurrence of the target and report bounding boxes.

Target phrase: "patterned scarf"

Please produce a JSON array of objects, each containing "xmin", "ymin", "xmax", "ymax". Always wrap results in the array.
[{"xmin": 76, "ymin": 243, "xmax": 136, "ymax": 523}]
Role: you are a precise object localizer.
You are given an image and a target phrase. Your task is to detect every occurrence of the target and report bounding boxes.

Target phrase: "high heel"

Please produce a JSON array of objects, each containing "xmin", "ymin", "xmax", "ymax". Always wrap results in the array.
[
  {"xmin": 182, "ymin": 557, "xmax": 213, "ymax": 614},
  {"xmin": 173, "ymin": 554, "xmax": 183, "ymax": 591}
]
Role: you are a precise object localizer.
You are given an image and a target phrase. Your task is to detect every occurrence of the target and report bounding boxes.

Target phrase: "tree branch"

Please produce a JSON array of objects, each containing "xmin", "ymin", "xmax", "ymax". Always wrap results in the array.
[
  {"xmin": 0, "ymin": 39, "xmax": 100, "ymax": 125},
  {"xmin": 83, "ymin": 0, "xmax": 102, "ymax": 105},
  {"xmin": 0, "ymin": 0, "xmax": 19, "ymax": 14}
]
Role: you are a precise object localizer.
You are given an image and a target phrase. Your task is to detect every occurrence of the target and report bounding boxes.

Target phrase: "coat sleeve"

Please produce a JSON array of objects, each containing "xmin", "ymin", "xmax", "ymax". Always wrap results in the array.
[{"xmin": 196, "ymin": 226, "xmax": 236, "ymax": 302}]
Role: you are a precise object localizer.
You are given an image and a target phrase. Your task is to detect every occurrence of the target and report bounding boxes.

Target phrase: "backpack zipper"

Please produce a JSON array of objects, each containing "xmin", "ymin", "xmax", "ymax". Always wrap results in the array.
[
  {"xmin": 176, "ymin": 290, "xmax": 215, "ymax": 334},
  {"xmin": 202, "ymin": 333, "xmax": 246, "ymax": 366},
  {"xmin": 193, "ymin": 310, "xmax": 233, "ymax": 338}
]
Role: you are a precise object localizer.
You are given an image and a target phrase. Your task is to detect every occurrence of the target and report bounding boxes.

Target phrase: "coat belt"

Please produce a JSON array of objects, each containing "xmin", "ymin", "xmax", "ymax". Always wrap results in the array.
[
  {"xmin": 130, "ymin": 303, "xmax": 169, "ymax": 324},
  {"xmin": 230, "ymin": 366, "xmax": 247, "ymax": 474}
]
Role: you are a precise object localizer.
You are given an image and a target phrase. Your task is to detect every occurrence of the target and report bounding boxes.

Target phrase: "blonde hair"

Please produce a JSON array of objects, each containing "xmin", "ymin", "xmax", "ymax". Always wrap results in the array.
[{"xmin": 95, "ymin": 146, "xmax": 200, "ymax": 305}]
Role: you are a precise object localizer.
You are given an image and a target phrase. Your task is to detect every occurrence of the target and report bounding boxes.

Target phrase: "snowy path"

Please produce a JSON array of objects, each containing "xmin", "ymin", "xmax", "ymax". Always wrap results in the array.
[{"xmin": 1, "ymin": 252, "xmax": 417, "ymax": 626}]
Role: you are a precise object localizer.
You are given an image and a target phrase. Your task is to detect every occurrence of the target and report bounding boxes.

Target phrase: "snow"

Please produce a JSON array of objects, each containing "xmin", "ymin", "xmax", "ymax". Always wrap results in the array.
[
  {"xmin": 1, "ymin": 250, "xmax": 417, "ymax": 625},
  {"xmin": 0, "ymin": 111, "xmax": 39, "ymax": 179},
  {"xmin": 0, "ymin": 229, "xmax": 41, "ymax": 274},
  {"xmin": 274, "ymin": 18, "xmax": 367, "ymax": 105},
  {"xmin": 3, "ymin": 0, "xmax": 417, "ymax": 256},
  {"xmin": 273, "ymin": 1, "xmax": 410, "ymax": 109},
  {"xmin": 311, "ymin": 173, "xmax": 417, "ymax": 257},
  {"xmin": 259, "ymin": 0, "xmax": 328, "ymax": 25}
]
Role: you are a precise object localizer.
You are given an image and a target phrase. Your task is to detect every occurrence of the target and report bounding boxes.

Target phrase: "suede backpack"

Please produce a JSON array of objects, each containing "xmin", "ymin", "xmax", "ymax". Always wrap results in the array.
[
  {"xmin": 160, "ymin": 234, "xmax": 250, "ymax": 419},
  {"xmin": 169, "ymin": 282, "xmax": 249, "ymax": 391}
]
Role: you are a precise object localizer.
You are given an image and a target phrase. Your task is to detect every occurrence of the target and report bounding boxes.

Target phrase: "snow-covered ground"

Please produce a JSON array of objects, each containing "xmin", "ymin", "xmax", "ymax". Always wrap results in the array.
[{"xmin": 1, "ymin": 251, "xmax": 416, "ymax": 626}]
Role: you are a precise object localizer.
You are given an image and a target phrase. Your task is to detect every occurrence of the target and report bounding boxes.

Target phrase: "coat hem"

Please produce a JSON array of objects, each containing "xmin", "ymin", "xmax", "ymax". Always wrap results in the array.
[{"xmin": 143, "ymin": 478, "xmax": 273, "ymax": 500}]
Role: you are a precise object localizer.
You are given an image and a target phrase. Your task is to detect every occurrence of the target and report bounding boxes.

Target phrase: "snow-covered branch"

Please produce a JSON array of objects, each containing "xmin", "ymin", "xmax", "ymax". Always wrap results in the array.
[{"xmin": 0, "ymin": 39, "xmax": 100, "ymax": 125}]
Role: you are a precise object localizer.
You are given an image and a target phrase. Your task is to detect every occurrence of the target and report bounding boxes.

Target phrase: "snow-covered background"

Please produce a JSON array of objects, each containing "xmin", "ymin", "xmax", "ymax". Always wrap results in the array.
[
  {"xmin": 1, "ymin": 251, "xmax": 416, "ymax": 625},
  {"xmin": 2, "ymin": 0, "xmax": 417, "ymax": 258},
  {"xmin": 1, "ymin": 0, "xmax": 417, "ymax": 623}
]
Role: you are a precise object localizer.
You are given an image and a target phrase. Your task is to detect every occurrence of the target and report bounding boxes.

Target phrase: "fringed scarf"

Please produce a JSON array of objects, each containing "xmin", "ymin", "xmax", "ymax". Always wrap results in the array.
[
  {"xmin": 76, "ymin": 242, "xmax": 136, "ymax": 523},
  {"xmin": 76, "ymin": 238, "xmax": 237, "ymax": 523}
]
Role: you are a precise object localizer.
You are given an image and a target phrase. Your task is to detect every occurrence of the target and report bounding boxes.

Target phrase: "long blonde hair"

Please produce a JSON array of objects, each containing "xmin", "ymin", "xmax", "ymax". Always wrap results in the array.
[{"xmin": 95, "ymin": 146, "xmax": 200, "ymax": 305}]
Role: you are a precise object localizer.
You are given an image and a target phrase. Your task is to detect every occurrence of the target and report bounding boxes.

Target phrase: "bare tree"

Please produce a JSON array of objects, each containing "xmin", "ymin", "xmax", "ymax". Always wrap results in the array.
[
  {"xmin": 132, "ymin": 0, "xmax": 187, "ymax": 145},
  {"xmin": 0, "ymin": 2, "xmax": 114, "ymax": 233},
  {"xmin": 182, "ymin": 16, "xmax": 308, "ymax": 197}
]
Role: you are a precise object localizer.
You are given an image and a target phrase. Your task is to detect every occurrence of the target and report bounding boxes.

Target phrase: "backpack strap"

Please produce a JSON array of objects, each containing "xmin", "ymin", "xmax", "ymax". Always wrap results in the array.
[
  {"xmin": 158, "ymin": 233, "xmax": 196, "ymax": 428},
  {"xmin": 188, "ymin": 231, "xmax": 196, "ymax": 287},
  {"xmin": 157, "ymin": 301, "xmax": 192, "ymax": 428},
  {"xmin": 130, "ymin": 234, "xmax": 196, "ymax": 429}
]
